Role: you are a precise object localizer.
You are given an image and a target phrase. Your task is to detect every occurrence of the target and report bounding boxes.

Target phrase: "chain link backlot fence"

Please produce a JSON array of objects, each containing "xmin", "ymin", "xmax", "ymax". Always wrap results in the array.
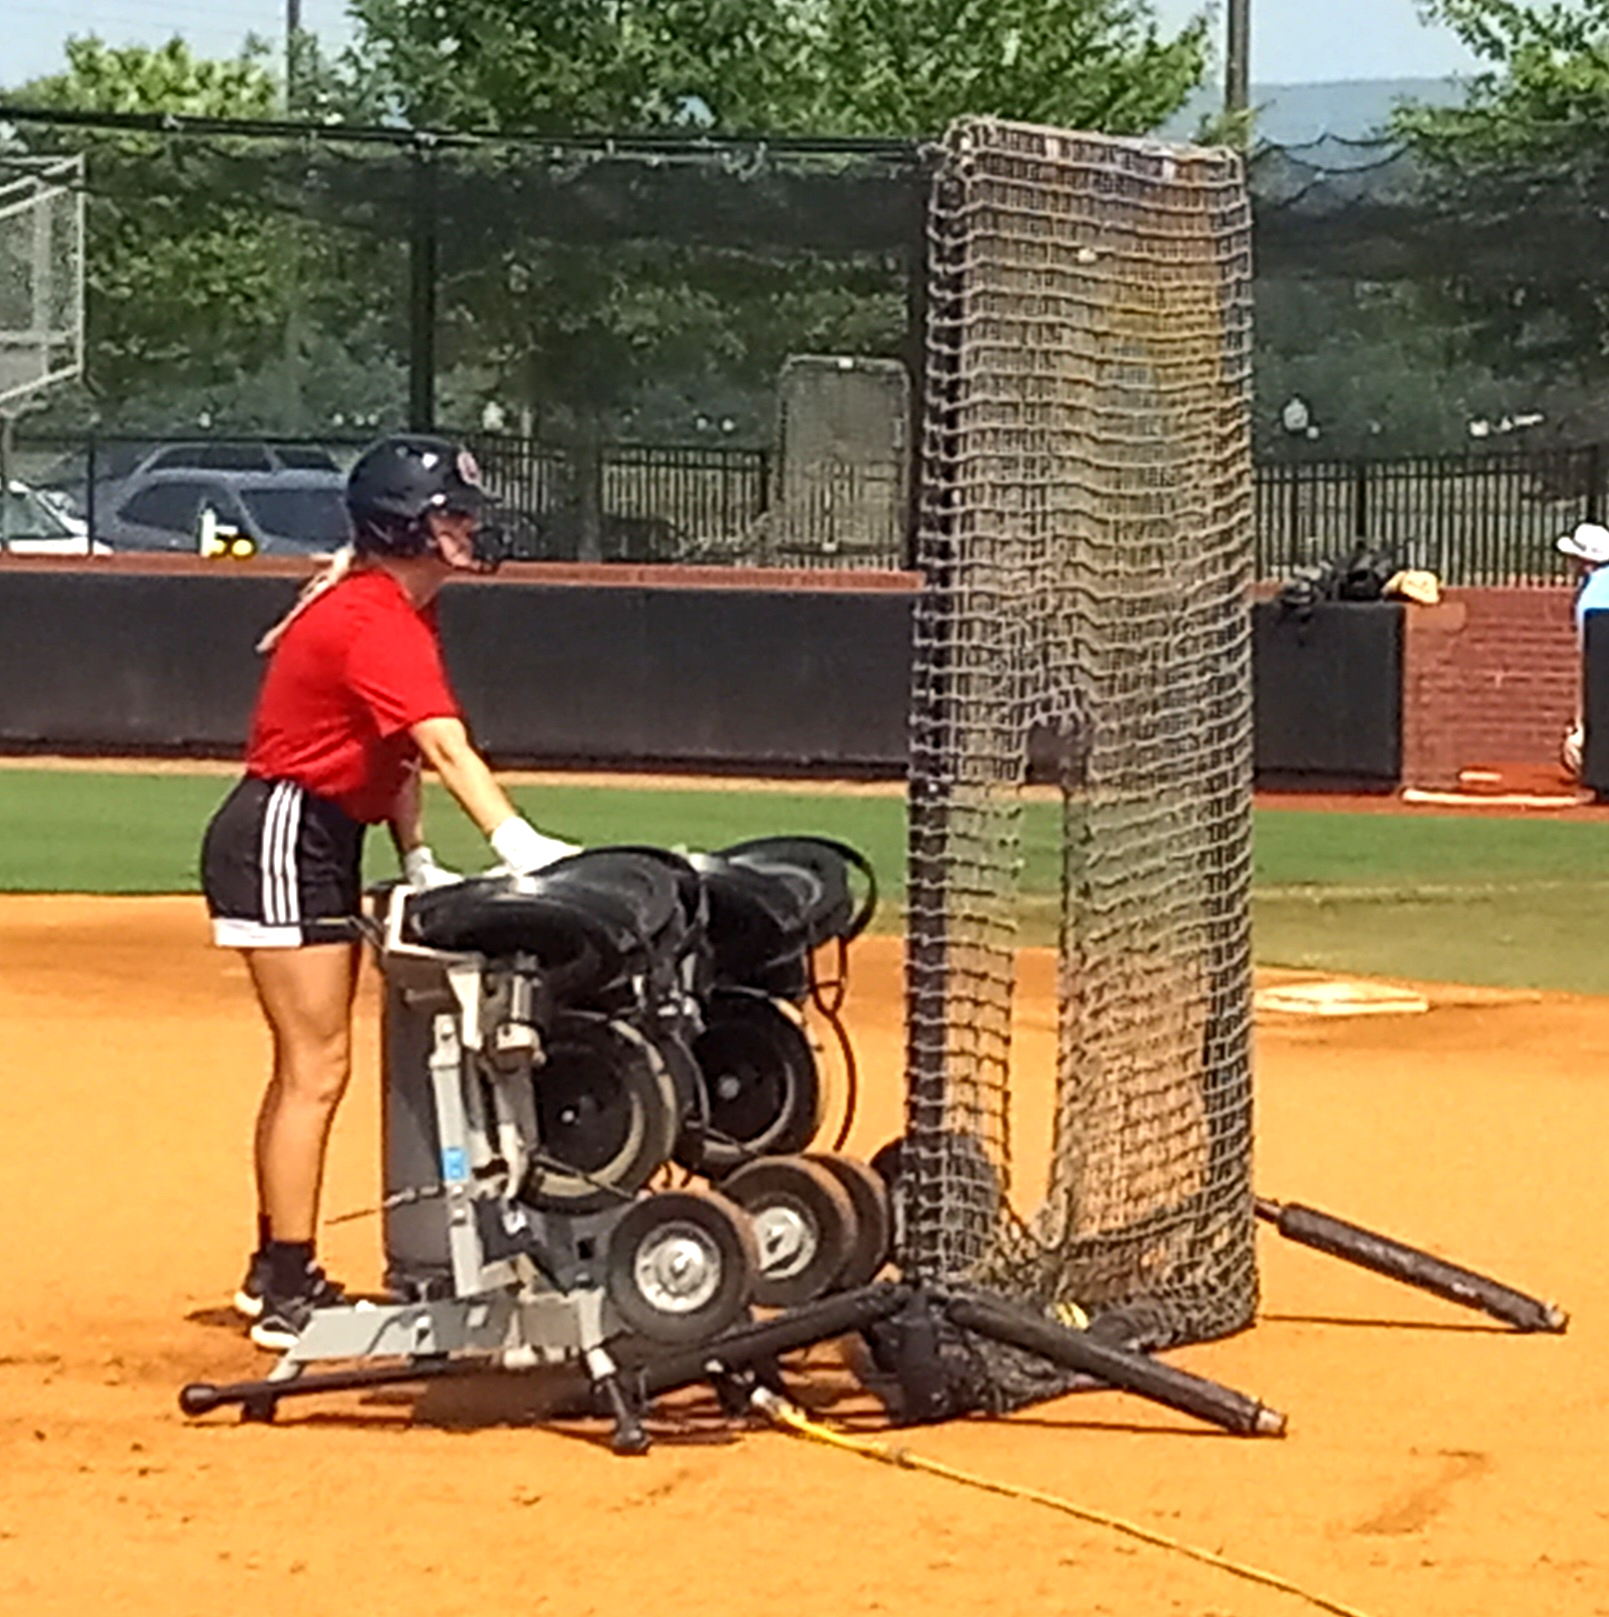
[
  {"xmin": 0, "ymin": 117, "xmax": 932, "ymax": 567},
  {"xmin": 3, "ymin": 112, "xmax": 1607, "ymax": 576}
]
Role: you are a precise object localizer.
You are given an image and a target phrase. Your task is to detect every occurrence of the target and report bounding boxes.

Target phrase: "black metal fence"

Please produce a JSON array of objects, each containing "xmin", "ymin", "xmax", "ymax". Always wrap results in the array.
[
  {"xmin": 1256, "ymin": 445, "xmax": 1604, "ymax": 586},
  {"xmin": 468, "ymin": 437, "xmax": 773, "ymax": 563},
  {"xmin": 12, "ymin": 429, "xmax": 1607, "ymax": 581},
  {"xmin": 8, "ymin": 431, "xmax": 788, "ymax": 566}
]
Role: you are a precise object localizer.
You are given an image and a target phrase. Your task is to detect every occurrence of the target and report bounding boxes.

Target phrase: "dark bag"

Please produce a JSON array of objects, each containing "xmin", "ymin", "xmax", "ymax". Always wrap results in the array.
[
  {"xmin": 1337, "ymin": 543, "xmax": 1397, "ymax": 602},
  {"xmin": 1276, "ymin": 560, "xmax": 1340, "ymax": 621}
]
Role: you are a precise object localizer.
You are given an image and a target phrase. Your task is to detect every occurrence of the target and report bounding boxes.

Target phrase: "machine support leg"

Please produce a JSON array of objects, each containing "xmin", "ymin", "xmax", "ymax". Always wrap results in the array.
[{"xmin": 179, "ymin": 1355, "xmax": 468, "ymax": 1419}]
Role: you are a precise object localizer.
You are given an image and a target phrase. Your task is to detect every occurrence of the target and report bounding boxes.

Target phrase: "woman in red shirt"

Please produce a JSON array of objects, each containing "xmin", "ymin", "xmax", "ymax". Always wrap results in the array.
[{"xmin": 201, "ymin": 435, "xmax": 576, "ymax": 1349}]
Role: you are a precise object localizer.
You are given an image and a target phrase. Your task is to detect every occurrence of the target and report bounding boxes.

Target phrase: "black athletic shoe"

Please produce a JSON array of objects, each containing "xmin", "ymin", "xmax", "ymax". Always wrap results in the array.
[
  {"xmin": 249, "ymin": 1288, "xmax": 319, "ymax": 1352},
  {"xmin": 248, "ymin": 1261, "xmax": 349, "ymax": 1351},
  {"xmin": 234, "ymin": 1254, "xmax": 344, "ymax": 1322}
]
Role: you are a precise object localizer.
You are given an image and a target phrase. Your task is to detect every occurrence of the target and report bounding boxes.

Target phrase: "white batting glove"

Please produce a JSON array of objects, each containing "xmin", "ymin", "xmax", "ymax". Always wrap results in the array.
[
  {"xmin": 489, "ymin": 816, "xmax": 582, "ymax": 874},
  {"xmin": 403, "ymin": 844, "xmax": 463, "ymax": 891}
]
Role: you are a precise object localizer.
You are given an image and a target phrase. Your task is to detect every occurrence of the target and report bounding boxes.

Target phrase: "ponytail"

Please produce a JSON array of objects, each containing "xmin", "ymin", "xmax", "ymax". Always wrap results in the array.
[{"xmin": 256, "ymin": 546, "xmax": 360, "ymax": 655}]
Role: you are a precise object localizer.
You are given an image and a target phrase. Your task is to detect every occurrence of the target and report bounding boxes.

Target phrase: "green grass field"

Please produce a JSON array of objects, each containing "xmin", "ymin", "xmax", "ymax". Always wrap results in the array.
[{"xmin": 3, "ymin": 767, "xmax": 1606, "ymax": 994}]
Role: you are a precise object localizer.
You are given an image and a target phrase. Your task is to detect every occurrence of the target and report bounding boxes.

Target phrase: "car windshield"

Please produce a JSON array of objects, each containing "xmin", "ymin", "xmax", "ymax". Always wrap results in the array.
[
  {"xmin": 2, "ymin": 486, "xmax": 74, "ymax": 541},
  {"xmin": 241, "ymin": 488, "xmax": 350, "ymax": 549}
]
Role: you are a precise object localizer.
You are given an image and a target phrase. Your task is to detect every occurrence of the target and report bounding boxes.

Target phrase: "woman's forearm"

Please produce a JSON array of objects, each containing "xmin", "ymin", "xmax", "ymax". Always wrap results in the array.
[
  {"xmin": 387, "ymin": 764, "xmax": 425, "ymax": 859},
  {"xmin": 409, "ymin": 717, "xmax": 519, "ymax": 837}
]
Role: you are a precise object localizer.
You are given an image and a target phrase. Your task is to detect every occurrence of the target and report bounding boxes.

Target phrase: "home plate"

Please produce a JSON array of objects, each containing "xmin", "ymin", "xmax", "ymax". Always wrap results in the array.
[{"xmin": 1254, "ymin": 980, "xmax": 1430, "ymax": 1017}]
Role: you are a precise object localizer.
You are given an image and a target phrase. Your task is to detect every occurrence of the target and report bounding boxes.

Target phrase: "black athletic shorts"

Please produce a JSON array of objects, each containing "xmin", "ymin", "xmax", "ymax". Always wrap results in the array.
[{"xmin": 200, "ymin": 776, "xmax": 367, "ymax": 948}]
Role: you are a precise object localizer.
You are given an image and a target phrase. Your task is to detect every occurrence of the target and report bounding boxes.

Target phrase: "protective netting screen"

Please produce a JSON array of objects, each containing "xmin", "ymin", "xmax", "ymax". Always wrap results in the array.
[
  {"xmin": 0, "ymin": 155, "xmax": 82, "ymax": 409},
  {"xmin": 769, "ymin": 355, "xmax": 911, "ymax": 564},
  {"xmin": 904, "ymin": 119, "xmax": 1256, "ymax": 1396}
]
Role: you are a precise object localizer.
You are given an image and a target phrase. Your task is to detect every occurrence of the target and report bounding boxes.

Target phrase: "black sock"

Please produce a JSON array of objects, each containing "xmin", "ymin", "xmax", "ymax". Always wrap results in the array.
[
  {"xmin": 256, "ymin": 1213, "xmax": 272, "ymax": 1255},
  {"xmin": 266, "ymin": 1239, "xmax": 315, "ymax": 1296}
]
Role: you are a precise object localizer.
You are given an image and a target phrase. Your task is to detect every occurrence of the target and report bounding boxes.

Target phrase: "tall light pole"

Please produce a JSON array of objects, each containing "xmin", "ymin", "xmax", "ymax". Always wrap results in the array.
[
  {"xmin": 1226, "ymin": 0, "xmax": 1251, "ymax": 117},
  {"xmin": 286, "ymin": 0, "xmax": 303, "ymax": 110}
]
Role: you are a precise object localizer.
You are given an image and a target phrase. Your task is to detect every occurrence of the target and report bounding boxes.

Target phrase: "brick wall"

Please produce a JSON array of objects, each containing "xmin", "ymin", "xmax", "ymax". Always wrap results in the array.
[{"xmin": 1401, "ymin": 586, "xmax": 1580, "ymax": 789}]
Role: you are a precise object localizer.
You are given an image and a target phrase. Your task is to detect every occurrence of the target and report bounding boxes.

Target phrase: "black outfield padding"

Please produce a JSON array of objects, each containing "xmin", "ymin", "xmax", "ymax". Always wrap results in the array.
[
  {"xmin": 1252, "ymin": 599, "xmax": 1404, "ymax": 784},
  {"xmin": 1256, "ymin": 1197, "xmax": 1569, "ymax": 1334}
]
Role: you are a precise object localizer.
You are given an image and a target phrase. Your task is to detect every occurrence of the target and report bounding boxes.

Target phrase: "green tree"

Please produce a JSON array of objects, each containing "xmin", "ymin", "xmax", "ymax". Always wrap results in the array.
[
  {"xmin": 12, "ymin": 38, "xmax": 407, "ymax": 433},
  {"xmin": 1400, "ymin": 2, "xmax": 1609, "ymax": 162},
  {"xmin": 348, "ymin": 0, "xmax": 1207, "ymax": 138},
  {"xmin": 341, "ymin": 1, "xmax": 1211, "ymax": 554},
  {"xmin": 1391, "ymin": 3, "xmax": 1609, "ymax": 386},
  {"xmin": 801, "ymin": 0, "xmax": 1206, "ymax": 137}
]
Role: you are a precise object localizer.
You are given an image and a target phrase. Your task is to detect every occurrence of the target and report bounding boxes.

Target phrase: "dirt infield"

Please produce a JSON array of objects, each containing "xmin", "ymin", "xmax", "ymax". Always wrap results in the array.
[{"xmin": 1, "ymin": 897, "xmax": 1601, "ymax": 1617}]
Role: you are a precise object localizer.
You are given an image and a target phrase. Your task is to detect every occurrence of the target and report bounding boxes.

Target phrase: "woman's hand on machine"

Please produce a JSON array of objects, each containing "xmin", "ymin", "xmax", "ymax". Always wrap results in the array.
[
  {"xmin": 403, "ymin": 844, "xmax": 464, "ymax": 891},
  {"xmin": 489, "ymin": 815, "xmax": 582, "ymax": 875}
]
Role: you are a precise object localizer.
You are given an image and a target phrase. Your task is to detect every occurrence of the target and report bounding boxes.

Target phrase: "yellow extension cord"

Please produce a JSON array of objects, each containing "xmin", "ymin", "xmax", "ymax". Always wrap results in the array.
[{"xmin": 750, "ymin": 1388, "xmax": 1375, "ymax": 1617}]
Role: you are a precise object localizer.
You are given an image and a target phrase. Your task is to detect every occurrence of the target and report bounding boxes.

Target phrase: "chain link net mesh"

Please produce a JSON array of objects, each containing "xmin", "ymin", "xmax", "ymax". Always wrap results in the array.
[
  {"xmin": 764, "ymin": 354, "xmax": 910, "ymax": 565},
  {"xmin": 0, "ymin": 156, "xmax": 83, "ymax": 410},
  {"xmin": 904, "ymin": 120, "xmax": 1257, "ymax": 1405}
]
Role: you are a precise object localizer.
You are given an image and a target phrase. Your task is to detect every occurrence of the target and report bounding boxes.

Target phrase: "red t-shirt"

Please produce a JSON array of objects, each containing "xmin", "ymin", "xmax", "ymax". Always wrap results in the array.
[{"xmin": 245, "ymin": 568, "xmax": 461, "ymax": 824}]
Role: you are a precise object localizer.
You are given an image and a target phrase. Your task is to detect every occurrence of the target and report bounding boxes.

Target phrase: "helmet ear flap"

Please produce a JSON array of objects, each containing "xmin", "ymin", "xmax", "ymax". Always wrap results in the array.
[{"xmin": 352, "ymin": 510, "xmax": 432, "ymax": 558}]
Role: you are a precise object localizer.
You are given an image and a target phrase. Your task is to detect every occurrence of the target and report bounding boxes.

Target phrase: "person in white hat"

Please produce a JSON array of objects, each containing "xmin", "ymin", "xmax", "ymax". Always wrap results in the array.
[{"xmin": 1556, "ymin": 522, "xmax": 1609, "ymax": 777}]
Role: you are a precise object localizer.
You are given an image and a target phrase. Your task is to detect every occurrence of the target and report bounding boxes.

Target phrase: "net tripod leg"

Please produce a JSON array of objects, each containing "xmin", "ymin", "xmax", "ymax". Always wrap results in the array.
[
  {"xmin": 880, "ymin": 1287, "xmax": 961, "ymax": 1424},
  {"xmin": 945, "ymin": 1296, "xmax": 1286, "ymax": 1437}
]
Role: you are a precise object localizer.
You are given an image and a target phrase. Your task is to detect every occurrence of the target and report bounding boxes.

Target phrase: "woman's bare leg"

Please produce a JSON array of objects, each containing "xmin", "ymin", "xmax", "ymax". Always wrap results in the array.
[{"xmin": 244, "ymin": 942, "xmax": 362, "ymax": 1243}]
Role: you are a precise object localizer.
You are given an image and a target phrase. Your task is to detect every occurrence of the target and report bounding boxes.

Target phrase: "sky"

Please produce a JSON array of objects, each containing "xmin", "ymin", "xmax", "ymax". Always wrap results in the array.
[
  {"xmin": 1, "ymin": 0, "xmax": 1486, "ymax": 94},
  {"xmin": 1155, "ymin": 0, "xmax": 1483, "ymax": 85},
  {"xmin": 3, "ymin": 0, "xmax": 355, "ymax": 88}
]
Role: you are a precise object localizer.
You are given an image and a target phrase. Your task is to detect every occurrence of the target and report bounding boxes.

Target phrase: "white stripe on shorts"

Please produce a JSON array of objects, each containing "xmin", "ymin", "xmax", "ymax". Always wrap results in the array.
[
  {"xmin": 260, "ymin": 781, "xmax": 305, "ymax": 927},
  {"xmin": 260, "ymin": 783, "xmax": 286, "ymax": 924},
  {"xmin": 213, "ymin": 917, "xmax": 303, "ymax": 949}
]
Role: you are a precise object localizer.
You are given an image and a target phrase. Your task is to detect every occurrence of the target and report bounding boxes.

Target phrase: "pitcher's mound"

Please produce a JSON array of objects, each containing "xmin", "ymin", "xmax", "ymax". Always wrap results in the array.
[{"xmin": 1254, "ymin": 980, "xmax": 1430, "ymax": 1018}]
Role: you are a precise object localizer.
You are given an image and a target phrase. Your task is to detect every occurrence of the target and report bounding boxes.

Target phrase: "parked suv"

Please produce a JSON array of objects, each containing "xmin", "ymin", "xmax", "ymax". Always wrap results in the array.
[
  {"xmin": 99, "ymin": 468, "xmax": 350, "ymax": 555},
  {"xmin": 37, "ymin": 440, "xmax": 344, "ymax": 523}
]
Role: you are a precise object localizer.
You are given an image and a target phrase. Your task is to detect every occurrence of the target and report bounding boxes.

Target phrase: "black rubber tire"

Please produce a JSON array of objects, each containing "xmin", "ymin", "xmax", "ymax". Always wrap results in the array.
[
  {"xmin": 654, "ymin": 1031, "xmax": 711, "ymax": 1169},
  {"xmin": 719, "ymin": 1155, "xmax": 856, "ymax": 1308},
  {"xmin": 692, "ymin": 992, "xmax": 821, "ymax": 1175},
  {"xmin": 807, "ymin": 1152, "xmax": 893, "ymax": 1289},
  {"xmin": 521, "ymin": 1017, "xmax": 679, "ymax": 1214},
  {"xmin": 604, "ymin": 1189, "xmax": 758, "ymax": 1346}
]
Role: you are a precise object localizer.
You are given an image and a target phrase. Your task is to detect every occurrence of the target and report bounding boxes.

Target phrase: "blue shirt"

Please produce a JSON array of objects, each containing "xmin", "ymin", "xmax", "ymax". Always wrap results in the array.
[{"xmin": 1577, "ymin": 566, "xmax": 1609, "ymax": 633}]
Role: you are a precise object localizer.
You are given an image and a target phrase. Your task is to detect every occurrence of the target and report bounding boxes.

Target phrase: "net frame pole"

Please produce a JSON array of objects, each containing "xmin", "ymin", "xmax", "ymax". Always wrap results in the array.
[{"xmin": 902, "ymin": 152, "xmax": 973, "ymax": 1287}]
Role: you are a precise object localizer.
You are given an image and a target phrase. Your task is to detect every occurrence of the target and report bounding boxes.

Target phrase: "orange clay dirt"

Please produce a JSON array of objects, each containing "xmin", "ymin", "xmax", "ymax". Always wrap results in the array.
[{"xmin": 0, "ymin": 895, "xmax": 1603, "ymax": 1617}]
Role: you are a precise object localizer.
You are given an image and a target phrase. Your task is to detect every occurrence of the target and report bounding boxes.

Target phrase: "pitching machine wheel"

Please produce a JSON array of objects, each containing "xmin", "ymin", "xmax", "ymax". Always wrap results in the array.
[
  {"xmin": 719, "ymin": 1154, "xmax": 856, "ymax": 1308},
  {"xmin": 692, "ymin": 991, "xmax": 821, "ymax": 1175},
  {"xmin": 521, "ymin": 1017, "xmax": 679, "ymax": 1214},
  {"xmin": 604, "ymin": 1189, "xmax": 758, "ymax": 1345},
  {"xmin": 654, "ymin": 1031, "xmax": 711, "ymax": 1167},
  {"xmin": 807, "ymin": 1152, "xmax": 893, "ymax": 1289}
]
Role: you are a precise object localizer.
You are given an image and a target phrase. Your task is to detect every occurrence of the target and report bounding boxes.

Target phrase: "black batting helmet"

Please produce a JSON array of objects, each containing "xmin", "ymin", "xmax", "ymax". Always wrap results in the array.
[{"xmin": 346, "ymin": 435, "xmax": 504, "ymax": 567}]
